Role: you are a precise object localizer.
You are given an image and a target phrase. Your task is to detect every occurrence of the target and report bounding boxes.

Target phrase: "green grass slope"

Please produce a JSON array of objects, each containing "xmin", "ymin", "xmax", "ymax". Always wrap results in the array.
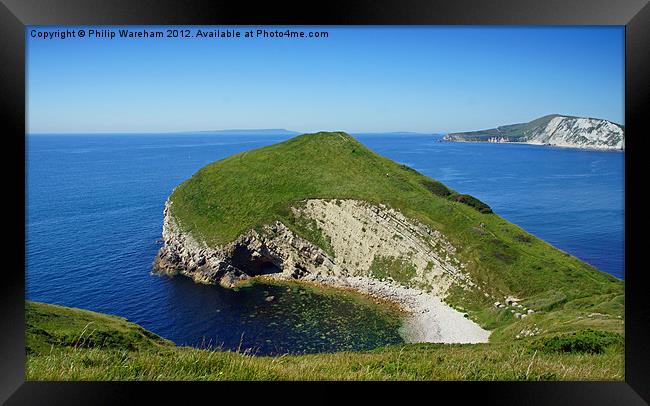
[
  {"xmin": 26, "ymin": 301, "xmax": 172, "ymax": 356},
  {"xmin": 169, "ymin": 131, "xmax": 623, "ymax": 338},
  {"xmin": 26, "ymin": 301, "xmax": 623, "ymax": 381}
]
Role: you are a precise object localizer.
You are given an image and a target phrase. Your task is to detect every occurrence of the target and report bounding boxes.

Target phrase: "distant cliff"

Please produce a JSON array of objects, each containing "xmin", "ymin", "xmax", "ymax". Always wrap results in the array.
[{"xmin": 444, "ymin": 115, "xmax": 624, "ymax": 150}]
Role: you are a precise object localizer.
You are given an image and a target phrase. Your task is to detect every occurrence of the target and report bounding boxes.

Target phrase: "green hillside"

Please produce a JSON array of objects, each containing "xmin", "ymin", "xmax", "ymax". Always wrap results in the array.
[
  {"xmin": 170, "ymin": 130, "xmax": 501, "ymax": 245},
  {"xmin": 26, "ymin": 301, "xmax": 623, "ymax": 381},
  {"xmin": 26, "ymin": 301, "xmax": 172, "ymax": 356},
  {"xmin": 169, "ymin": 131, "xmax": 623, "ymax": 337}
]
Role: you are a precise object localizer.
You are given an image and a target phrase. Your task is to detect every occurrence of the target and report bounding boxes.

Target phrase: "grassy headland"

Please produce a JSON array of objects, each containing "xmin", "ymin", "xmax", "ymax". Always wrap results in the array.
[{"xmin": 169, "ymin": 131, "xmax": 623, "ymax": 338}]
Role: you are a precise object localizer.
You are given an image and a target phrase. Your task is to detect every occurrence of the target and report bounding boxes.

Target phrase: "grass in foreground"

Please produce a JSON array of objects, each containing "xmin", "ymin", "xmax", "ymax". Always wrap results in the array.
[{"xmin": 26, "ymin": 301, "xmax": 623, "ymax": 381}]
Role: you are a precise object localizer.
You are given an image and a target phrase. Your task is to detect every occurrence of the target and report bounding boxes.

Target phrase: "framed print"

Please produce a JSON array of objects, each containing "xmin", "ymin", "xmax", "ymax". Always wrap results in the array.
[{"xmin": 1, "ymin": 0, "xmax": 648, "ymax": 404}]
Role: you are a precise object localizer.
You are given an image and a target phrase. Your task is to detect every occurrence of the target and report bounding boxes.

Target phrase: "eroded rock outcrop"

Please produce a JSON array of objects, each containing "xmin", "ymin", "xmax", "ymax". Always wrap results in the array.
[
  {"xmin": 153, "ymin": 198, "xmax": 492, "ymax": 343},
  {"xmin": 154, "ymin": 201, "xmax": 336, "ymax": 287},
  {"xmin": 154, "ymin": 198, "xmax": 474, "ymax": 296}
]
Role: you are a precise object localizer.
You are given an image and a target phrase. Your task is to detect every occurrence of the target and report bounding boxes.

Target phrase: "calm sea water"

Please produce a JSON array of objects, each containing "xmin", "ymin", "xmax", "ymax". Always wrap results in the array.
[
  {"xmin": 356, "ymin": 134, "xmax": 624, "ymax": 280},
  {"xmin": 26, "ymin": 133, "xmax": 624, "ymax": 353}
]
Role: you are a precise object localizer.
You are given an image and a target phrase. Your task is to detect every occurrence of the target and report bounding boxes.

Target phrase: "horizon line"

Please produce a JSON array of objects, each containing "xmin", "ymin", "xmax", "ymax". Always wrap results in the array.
[
  {"xmin": 26, "ymin": 129, "xmax": 447, "ymax": 136},
  {"xmin": 25, "ymin": 113, "xmax": 625, "ymax": 136}
]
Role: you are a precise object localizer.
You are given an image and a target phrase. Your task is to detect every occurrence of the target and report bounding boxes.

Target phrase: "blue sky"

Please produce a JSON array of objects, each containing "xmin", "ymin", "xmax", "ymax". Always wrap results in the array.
[{"xmin": 27, "ymin": 26, "xmax": 624, "ymax": 134}]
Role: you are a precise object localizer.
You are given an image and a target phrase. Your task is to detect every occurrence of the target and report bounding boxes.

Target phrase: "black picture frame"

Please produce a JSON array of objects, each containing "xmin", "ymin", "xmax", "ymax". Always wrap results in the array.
[{"xmin": 2, "ymin": 0, "xmax": 648, "ymax": 404}]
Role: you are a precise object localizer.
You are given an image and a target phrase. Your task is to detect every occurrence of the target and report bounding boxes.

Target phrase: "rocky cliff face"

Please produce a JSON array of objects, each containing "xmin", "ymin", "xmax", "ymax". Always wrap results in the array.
[
  {"xmin": 153, "ymin": 200, "xmax": 335, "ymax": 288},
  {"xmin": 525, "ymin": 116, "xmax": 624, "ymax": 150},
  {"xmin": 153, "ymin": 198, "xmax": 475, "ymax": 297},
  {"xmin": 444, "ymin": 115, "xmax": 624, "ymax": 150}
]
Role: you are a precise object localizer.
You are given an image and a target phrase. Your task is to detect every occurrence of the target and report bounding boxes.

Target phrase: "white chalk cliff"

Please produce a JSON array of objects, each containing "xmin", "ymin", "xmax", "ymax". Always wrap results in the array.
[
  {"xmin": 444, "ymin": 115, "xmax": 624, "ymax": 150},
  {"xmin": 525, "ymin": 116, "xmax": 624, "ymax": 150}
]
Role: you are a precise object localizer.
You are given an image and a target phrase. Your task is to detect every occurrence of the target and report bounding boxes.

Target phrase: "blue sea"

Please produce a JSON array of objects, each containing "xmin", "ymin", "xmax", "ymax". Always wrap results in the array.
[{"xmin": 26, "ymin": 133, "xmax": 624, "ymax": 353}]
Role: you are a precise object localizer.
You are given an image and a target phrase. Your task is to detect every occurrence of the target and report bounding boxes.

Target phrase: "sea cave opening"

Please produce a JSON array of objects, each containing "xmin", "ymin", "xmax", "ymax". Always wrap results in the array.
[
  {"xmin": 257, "ymin": 261, "xmax": 282, "ymax": 276},
  {"xmin": 230, "ymin": 244, "xmax": 282, "ymax": 276}
]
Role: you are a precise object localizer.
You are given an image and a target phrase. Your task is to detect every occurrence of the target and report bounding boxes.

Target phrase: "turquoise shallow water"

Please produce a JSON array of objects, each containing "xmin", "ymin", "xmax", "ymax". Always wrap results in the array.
[{"xmin": 26, "ymin": 132, "xmax": 624, "ymax": 354}]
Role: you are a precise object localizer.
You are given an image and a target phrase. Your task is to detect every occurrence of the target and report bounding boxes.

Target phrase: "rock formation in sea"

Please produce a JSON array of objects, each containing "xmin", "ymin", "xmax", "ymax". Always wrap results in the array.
[
  {"xmin": 152, "ymin": 131, "xmax": 623, "ymax": 344},
  {"xmin": 155, "ymin": 198, "xmax": 472, "ymax": 294}
]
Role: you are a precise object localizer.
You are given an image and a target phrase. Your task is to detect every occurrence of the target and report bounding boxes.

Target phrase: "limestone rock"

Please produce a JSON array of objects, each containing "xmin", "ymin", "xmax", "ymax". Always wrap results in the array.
[{"xmin": 152, "ymin": 198, "xmax": 475, "ymax": 298}]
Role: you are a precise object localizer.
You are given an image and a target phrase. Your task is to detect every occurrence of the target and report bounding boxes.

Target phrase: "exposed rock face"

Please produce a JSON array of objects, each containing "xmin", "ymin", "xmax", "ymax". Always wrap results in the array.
[
  {"xmin": 292, "ymin": 199, "xmax": 473, "ymax": 295},
  {"xmin": 153, "ymin": 201, "xmax": 337, "ymax": 288},
  {"xmin": 525, "ymin": 116, "xmax": 624, "ymax": 150},
  {"xmin": 153, "ymin": 198, "xmax": 473, "ymax": 297},
  {"xmin": 153, "ymin": 198, "xmax": 491, "ymax": 343},
  {"xmin": 444, "ymin": 115, "xmax": 624, "ymax": 150}
]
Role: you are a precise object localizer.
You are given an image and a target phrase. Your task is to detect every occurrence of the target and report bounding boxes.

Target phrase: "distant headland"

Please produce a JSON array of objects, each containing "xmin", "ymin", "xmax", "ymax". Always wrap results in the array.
[{"xmin": 444, "ymin": 114, "xmax": 624, "ymax": 150}]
